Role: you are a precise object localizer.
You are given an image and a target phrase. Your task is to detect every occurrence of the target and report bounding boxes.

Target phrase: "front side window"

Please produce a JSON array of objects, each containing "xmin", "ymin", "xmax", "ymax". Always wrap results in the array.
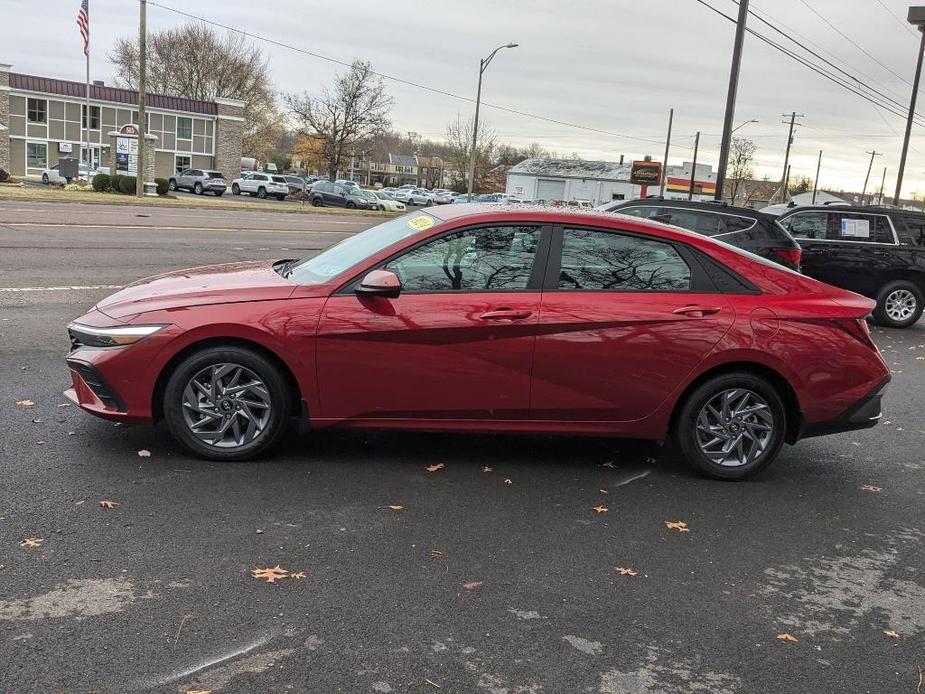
[
  {"xmin": 174, "ymin": 155, "xmax": 191, "ymax": 173},
  {"xmin": 27, "ymin": 98, "xmax": 46, "ymax": 123},
  {"xmin": 388, "ymin": 225, "xmax": 540, "ymax": 292},
  {"xmin": 82, "ymin": 105, "xmax": 100, "ymax": 129},
  {"xmin": 177, "ymin": 117, "xmax": 193, "ymax": 139},
  {"xmin": 26, "ymin": 142, "xmax": 47, "ymax": 168},
  {"xmin": 558, "ymin": 228, "xmax": 691, "ymax": 291},
  {"xmin": 780, "ymin": 212, "xmax": 827, "ymax": 240}
]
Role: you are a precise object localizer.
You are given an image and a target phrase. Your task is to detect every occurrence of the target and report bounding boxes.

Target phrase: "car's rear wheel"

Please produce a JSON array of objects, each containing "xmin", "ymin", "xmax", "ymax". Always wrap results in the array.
[
  {"xmin": 311, "ymin": 197, "xmax": 323, "ymax": 207},
  {"xmin": 346, "ymin": 201, "xmax": 356, "ymax": 209},
  {"xmin": 168, "ymin": 179, "xmax": 177, "ymax": 191},
  {"xmin": 42, "ymin": 173, "xmax": 49, "ymax": 184},
  {"xmin": 163, "ymin": 346, "xmax": 291, "ymax": 461},
  {"xmin": 673, "ymin": 372, "xmax": 786, "ymax": 481},
  {"xmin": 194, "ymin": 182, "xmax": 203, "ymax": 195},
  {"xmin": 872, "ymin": 280, "xmax": 923, "ymax": 329},
  {"xmin": 231, "ymin": 183, "xmax": 240, "ymax": 195}
]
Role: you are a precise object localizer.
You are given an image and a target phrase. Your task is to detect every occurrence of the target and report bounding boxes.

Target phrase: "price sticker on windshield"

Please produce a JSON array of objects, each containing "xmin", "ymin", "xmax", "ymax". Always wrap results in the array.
[{"xmin": 407, "ymin": 215, "xmax": 435, "ymax": 232}]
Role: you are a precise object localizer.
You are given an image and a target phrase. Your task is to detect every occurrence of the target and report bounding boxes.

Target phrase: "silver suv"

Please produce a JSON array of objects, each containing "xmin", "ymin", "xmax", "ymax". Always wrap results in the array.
[{"xmin": 168, "ymin": 169, "xmax": 227, "ymax": 197}]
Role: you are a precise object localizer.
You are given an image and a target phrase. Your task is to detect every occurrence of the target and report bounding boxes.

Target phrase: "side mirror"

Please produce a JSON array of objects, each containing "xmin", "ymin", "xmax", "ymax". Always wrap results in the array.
[{"xmin": 356, "ymin": 269, "xmax": 401, "ymax": 299}]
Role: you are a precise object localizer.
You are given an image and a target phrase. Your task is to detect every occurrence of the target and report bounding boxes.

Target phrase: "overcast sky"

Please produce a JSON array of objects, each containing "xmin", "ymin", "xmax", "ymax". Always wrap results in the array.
[{"xmin": 5, "ymin": 0, "xmax": 925, "ymax": 196}]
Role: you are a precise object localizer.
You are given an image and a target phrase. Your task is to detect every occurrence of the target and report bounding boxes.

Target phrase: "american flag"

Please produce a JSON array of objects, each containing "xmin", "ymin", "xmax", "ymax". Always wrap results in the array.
[{"xmin": 77, "ymin": 0, "xmax": 89, "ymax": 56}]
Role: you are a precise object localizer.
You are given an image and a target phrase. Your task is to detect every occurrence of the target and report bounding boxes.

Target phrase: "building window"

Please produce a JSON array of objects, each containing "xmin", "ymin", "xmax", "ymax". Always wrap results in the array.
[
  {"xmin": 82, "ymin": 105, "xmax": 101, "ymax": 130},
  {"xmin": 27, "ymin": 98, "xmax": 47, "ymax": 123},
  {"xmin": 175, "ymin": 155, "xmax": 191, "ymax": 173},
  {"xmin": 177, "ymin": 117, "xmax": 192, "ymax": 139},
  {"xmin": 130, "ymin": 111, "xmax": 150, "ymax": 130},
  {"xmin": 27, "ymin": 142, "xmax": 47, "ymax": 169}
]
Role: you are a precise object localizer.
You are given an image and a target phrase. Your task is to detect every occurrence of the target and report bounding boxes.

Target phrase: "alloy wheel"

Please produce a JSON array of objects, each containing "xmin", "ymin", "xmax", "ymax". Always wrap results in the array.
[
  {"xmin": 181, "ymin": 363, "xmax": 271, "ymax": 448},
  {"xmin": 884, "ymin": 289, "xmax": 916, "ymax": 322},
  {"xmin": 695, "ymin": 388, "xmax": 774, "ymax": 467}
]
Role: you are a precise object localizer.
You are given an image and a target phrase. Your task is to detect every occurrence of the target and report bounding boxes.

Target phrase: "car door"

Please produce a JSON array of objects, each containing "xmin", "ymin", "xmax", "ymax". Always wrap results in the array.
[
  {"xmin": 530, "ymin": 224, "xmax": 735, "ymax": 423},
  {"xmin": 177, "ymin": 169, "xmax": 192, "ymax": 190},
  {"xmin": 329, "ymin": 184, "xmax": 348, "ymax": 207},
  {"xmin": 314, "ymin": 223, "xmax": 549, "ymax": 422}
]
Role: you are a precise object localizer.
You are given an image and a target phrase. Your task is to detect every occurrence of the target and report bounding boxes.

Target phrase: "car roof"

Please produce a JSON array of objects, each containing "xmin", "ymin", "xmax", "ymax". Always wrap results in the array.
[
  {"xmin": 612, "ymin": 197, "xmax": 778, "ymax": 222},
  {"xmin": 778, "ymin": 204, "xmax": 921, "ymax": 216}
]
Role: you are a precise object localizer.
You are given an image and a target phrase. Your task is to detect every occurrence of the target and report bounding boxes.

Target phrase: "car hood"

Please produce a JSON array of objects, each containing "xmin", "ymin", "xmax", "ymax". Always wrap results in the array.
[{"xmin": 95, "ymin": 260, "xmax": 296, "ymax": 319}]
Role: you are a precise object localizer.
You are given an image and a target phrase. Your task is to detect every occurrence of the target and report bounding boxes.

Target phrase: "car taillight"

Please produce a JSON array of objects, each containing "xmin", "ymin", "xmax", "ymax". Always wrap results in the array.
[
  {"xmin": 833, "ymin": 317, "xmax": 878, "ymax": 351},
  {"xmin": 773, "ymin": 247, "xmax": 802, "ymax": 270}
]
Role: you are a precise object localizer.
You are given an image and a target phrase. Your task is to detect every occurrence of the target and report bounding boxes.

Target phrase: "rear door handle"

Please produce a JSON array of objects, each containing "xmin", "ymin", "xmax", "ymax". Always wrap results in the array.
[
  {"xmin": 673, "ymin": 306, "xmax": 722, "ymax": 318},
  {"xmin": 479, "ymin": 308, "xmax": 533, "ymax": 321}
]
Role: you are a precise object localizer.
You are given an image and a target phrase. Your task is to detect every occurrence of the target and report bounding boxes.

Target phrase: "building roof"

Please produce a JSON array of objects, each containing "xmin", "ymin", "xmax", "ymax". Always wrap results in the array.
[
  {"xmin": 389, "ymin": 154, "xmax": 418, "ymax": 167},
  {"xmin": 10, "ymin": 72, "xmax": 218, "ymax": 116},
  {"xmin": 508, "ymin": 158, "xmax": 632, "ymax": 181}
]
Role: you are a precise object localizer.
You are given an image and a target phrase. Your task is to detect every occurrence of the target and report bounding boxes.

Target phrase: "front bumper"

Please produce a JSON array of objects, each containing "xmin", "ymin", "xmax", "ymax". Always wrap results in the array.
[
  {"xmin": 65, "ymin": 357, "xmax": 136, "ymax": 421},
  {"xmin": 799, "ymin": 377, "xmax": 890, "ymax": 440}
]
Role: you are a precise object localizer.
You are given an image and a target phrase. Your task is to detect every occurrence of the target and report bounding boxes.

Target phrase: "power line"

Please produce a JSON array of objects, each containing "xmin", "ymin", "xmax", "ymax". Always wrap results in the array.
[{"xmin": 144, "ymin": 0, "xmax": 665, "ymax": 147}]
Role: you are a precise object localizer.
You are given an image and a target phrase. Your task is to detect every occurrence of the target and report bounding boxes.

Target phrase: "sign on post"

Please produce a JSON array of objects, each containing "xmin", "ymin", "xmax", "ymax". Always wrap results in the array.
[{"xmin": 630, "ymin": 160, "xmax": 663, "ymax": 186}]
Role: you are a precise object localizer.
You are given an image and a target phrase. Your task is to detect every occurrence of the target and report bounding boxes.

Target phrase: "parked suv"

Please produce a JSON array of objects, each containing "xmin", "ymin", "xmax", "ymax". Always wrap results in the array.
[
  {"xmin": 230, "ymin": 172, "xmax": 289, "ymax": 200},
  {"xmin": 168, "ymin": 169, "xmax": 227, "ymax": 196},
  {"xmin": 602, "ymin": 199, "xmax": 802, "ymax": 271},
  {"xmin": 778, "ymin": 205, "xmax": 925, "ymax": 328},
  {"xmin": 309, "ymin": 181, "xmax": 373, "ymax": 209}
]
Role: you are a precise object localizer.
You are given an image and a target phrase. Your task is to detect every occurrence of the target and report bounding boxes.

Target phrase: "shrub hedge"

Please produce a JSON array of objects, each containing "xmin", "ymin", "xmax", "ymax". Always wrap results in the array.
[
  {"xmin": 118, "ymin": 175, "xmax": 136, "ymax": 194},
  {"xmin": 92, "ymin": 173, "xmax": 110, "ymax": 192}
]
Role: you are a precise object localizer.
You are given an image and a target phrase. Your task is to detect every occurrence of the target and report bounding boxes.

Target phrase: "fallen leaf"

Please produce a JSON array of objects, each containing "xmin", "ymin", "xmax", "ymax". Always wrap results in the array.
[
  {"xmin": 32, "ymin": 417, "xmax": 43, "ymax": 423},
  {"xmin": 289, "ymin": 571, "xmax": 306, "ymax": 580},
  {"xmin": 16, "ymin": 399, "xmax": 34, "ymax": 407},
  {"xmin": 425, "ymin": 678, "xmax": 442, "ymax": 689},
  {"xmin": 384, "ymin": 505, "xmax": 404, "ymax": 511},
  {"xmin": 35, "ymin": 440, "xmax": 45, "ymax": 446},
  {"xmin": 599, "ymin": 488, "xmax": 609, "ymax": 494},
  {"xmin": 19, "ymin": 538, "xmax": 43, "ymax": 548},
  {"xmin": 430, "ymin": 549, "xmax": 444, "ymax": 559},
  {"xmin": 99, "ymin": 500, "xmax": 120, "ymax": 509},
  {"xmin": 882, "ymin": 420, "xmax": 893, "ymax": 425},
  {"xmin": 592, "ymin": 505, "xmax": 609, "ymax": 514},
  {"xmin": 67, "ymin": 430, "xmax": 76, "ymax": 436},
  {"xmin": 251, "ymin": 565, "xmax": 288, "ymax": 583},
  {"xmin": 425, "ymin": 463, "xmax": 445, "ymax": 473},
  {"xmin": 860, "ymin": 485, "xmax": 882, "ymax": 492},
  {"xmin": 883, "ymin": 629, "xmax": 901, "ymax": 639},
  {"xmin": 601, "ymin": 461, "xmax": 616, "ymax": 469},
  {"xmin": 463, "ymin": 581, "xmax": 483, "ymax": 590},
  {"xmin": 58, "ymin": 403, "xmax": 71, "ymax": 408},
  {"xmin": 615, "ymin": 566, "xmax": 638, "ymax": 576},
  {"xmin": 503, "ymin": 479, "xmax": 512, "ymax": 485},
  {"xmin": 481, "ymin": 466, "xmax": 493, "ymax": 473},
  {"xmin": 665, "ymin": 520, "xmax": 690, "ymax": 533},
  {"xmin": 187, "ymin": 690, "xmax": 212, "ymax": 694},
  {"xmin": 776, "ymin": 633, "xmax": 799, "ymax": 642},
  {"xmin": 137, "ymin": 449, "xmax": 151, "ymax": 458}
]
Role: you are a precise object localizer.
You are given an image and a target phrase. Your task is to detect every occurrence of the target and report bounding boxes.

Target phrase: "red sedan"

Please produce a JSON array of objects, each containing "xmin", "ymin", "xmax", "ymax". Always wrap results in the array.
[{"xmin": 66, "ymin": 206, "xmax": 890, "ymax": 480}]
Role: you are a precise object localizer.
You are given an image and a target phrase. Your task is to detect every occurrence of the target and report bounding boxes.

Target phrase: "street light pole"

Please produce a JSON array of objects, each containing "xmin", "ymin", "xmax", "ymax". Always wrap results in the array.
[
  {"xmin": 466, "ymin": 43, "xmax": 517, "ymax": 197},
  {"xmin": 894, "ymin": 10, "xmax": 925, "ymax": 205},
  {"xmin": 136, "ymin": 0, "xmax": 147, "ymax": 197},
  {"xmin": 714, "ymin": 0, "xmax": 750, "ymax": 201},
  {"xmin": 659, "ymin": 108, "xmax": 673, "ymax": 197}
]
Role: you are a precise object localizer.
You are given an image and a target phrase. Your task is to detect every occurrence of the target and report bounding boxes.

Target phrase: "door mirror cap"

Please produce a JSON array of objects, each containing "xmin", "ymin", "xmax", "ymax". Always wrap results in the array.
[{"xmin": 356, "ymin": 269, "xmax": 402, "ymax": 298}]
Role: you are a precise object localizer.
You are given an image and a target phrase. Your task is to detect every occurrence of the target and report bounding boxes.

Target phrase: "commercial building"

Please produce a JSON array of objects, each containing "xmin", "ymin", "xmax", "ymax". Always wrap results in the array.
[{"xmin": 0, "ymin": 64, "xmax": 244, "ymax": 180}]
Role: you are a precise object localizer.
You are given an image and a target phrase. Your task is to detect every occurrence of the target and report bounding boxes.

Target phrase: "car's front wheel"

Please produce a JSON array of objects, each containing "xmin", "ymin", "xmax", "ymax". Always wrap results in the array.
[
  {"xmin": 163, "ymin": 346, "xmax": 291, "ymax": 461},
  {"xmin": 42, "ymin": 173, "xmax": 49, "ymax": 185},
  {"xmin": 311, "ymin": 197, "xmax": 323, "ymax": 207},
  {"xmin": 194, "ymin": 182, "xmax": 203, "ymax": 195},
  {"xmin": 257, "ymin": 187, "xmax": 267, "ymax": 199},
  {"xmin": 872, "ymin": 280, "xmax": 923, "ymax": 329},
  {"xmin": 673, "ymin": 372, "xmax": 786, "ymax": 480},
  {"xmin": 168, "ymin": 179, "xmax": 178, "ymax": 191},
  {"xmin": 231, "ymin": 183, "xmax": 240, "ymax": 195},
  {"xmin": 346, "ymin": 201, "xmax": 356, "ymax": 209}
]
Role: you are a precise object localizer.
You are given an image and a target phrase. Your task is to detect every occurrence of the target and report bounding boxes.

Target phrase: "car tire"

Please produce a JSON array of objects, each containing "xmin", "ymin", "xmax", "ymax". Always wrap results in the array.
[
  {"xmin": 231, "ymin": 183, "xmax": 240, "ymax": 195},
  {"xmin": 425, "ymin": 199, "xmax": 433, "ymax": 207},
  {"xmin": 194, "ymin": 183, "xmax": 203, "ymax": 195},
  {"xmin": 163, "ymin": 346, "xmax": 292, "ymax": 462},
  {"xmin": 311, "ymin": 197, "xmax": 323, "ymax": 207},
  {"xmin": 168, "ymin": 179, "xmax": 178, "ymax": 191},
  {"xmin": 673, "ymin": 371, "xmax": 786, "ymax": 481},
  {"xmin": 872, "ymin": 280, "xmax": 923, "ymax": 329},
  {"xmin": 257, "ymin": 187, "xmax": 267, "ymax": 199},
  {"xmin": 346, "ymin": 201, "xmax": 356, "ymax": 209},
  {"xmin": 42, "ymin": 173, "xmax": 49, "ymax": 185}
]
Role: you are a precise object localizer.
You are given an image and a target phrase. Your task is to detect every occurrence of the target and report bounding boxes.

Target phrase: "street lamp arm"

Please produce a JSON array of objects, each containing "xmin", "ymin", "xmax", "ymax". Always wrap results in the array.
[{"xmin": 481, "ymin": 43, "xmax": 518, "ymax": 73}]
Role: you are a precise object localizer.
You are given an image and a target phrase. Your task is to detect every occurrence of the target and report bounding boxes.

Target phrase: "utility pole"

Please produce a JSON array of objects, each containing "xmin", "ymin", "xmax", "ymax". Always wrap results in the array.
[
  {"xmin": 812, "ymin": 149, "xmax": 822, "ymax": 204},
  {"xmin": 878, "ymin": 166, "xmax": 887, "ymax": 205},
  {"xmin": 784, "ymin": 164, "xmax": 791, "ymax": 197},
  {"xmin": 136, "ymin": 0, "xmax": 147, "ymax": 197},
  {"xmin": 861, "ymin": 150, "xmax": 881, "ymax": 205},
  {"xmin": 688, "ymin": 131, "xmax": 700, "ymax": 201},
  {"xmin": 715, "ymin": 0, "xmax": 750, "ymax": 201},
  {"xmin": 659, "ymin": 108, "xmax": 673, "ymax": 198},
  {"xmin": 778, "ymin": 112, "xmax": 803, "ymax": 203}
]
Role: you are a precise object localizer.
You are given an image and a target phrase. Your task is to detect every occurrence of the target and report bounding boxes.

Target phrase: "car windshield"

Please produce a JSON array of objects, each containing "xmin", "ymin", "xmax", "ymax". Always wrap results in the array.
[
  {"xmin": 286, "ymin": 212, "xmax": 442, "ymax": 284},
  {"xmin": 362, "ymin": 190, "xmax": 377, "ymax": 199}
]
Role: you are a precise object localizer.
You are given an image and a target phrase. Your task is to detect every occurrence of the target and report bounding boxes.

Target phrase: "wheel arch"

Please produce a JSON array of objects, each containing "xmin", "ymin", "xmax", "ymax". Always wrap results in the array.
[
  {"xmin": 151, "ymin": 336, "xmax": 303, "ymax": 424},
  {"xmin": 876, "ymin": 270, "xmax": 925, "ymax": 294}
]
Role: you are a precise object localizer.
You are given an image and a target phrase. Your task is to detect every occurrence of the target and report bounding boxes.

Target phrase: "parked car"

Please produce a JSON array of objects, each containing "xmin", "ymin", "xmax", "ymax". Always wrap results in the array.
[
  {"xmin": 430, "ymin": 190, "xmax": 454, "ymax": 205},
  {"xmin": 42, "ymin": 163, "xmax": 91, "ymax": 184},
  {"xmin": 230, "ymin": 172, "xmax": 289, "ymax": 200},
  {"xmin": 371, "ymin": 190, "xmax": 406, "ymax": 212},
  {"xmin": 777, "ymin": 205, "xmax": 925, "ymax": 328},
  {"xmin": 283, "ymin": 176, "xmax": 308, "ymax": 195},
  {"xmin": 65, "ymin": 206, "xmax": 889, "ymax": 480},
  {"xmin": 168, "ymin": 169, "xmax": 227, "ymax": 196},
  {"xmin": 309, "ymin": 180, "xmax": 373, "ymax": 209},
  {"xmin": 453, "ymin": 194, "xmax": 478, "ymax": 204},
  {"xmin": 390, "ymin": 188, "xmax": 432, "ymax": 206},
  {"xmin": 335, "ymin": 179, "xmax": 361, "ymax": 190},
  {"xmin": 602, "ymin": 199, "xmax": 803, "ymax": 271},
  {"xmin": 477, "ymin": 194, "xmax": 504, "ymax": 203}
]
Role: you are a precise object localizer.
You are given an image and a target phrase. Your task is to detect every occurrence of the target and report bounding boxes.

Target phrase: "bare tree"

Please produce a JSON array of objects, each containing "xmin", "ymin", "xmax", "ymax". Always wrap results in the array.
[
  {"xmin": 286, "ymin": 61, "xmax": 392, "ymax": 181},
  {"xmin": 109, "ymin": 23, "xmax": 281, "ymax": 160},
  {"xmin": 445, "ymin": 114, "xmax": 496, "ymax": 192},
  {"xmin": 727, "ymin": 137, "xmax": 757, "ymax": 204}
]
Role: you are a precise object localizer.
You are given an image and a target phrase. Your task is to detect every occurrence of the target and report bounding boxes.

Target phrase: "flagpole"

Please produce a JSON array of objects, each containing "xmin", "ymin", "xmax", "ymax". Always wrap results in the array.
[{"xmin": 85, "ymin": 47, "xmax": 90, "ymax": 170}]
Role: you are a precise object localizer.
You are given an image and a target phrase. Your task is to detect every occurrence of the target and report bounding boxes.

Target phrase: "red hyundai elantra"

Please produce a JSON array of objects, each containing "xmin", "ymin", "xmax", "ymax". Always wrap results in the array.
[{"xmin": 65, "ymin": 206, "xmax": 890, "ymax": 479}]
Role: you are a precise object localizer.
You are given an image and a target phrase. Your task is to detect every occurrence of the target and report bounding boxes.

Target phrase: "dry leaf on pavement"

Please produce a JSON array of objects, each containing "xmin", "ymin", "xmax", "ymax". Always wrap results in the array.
[
  {"xmin": 599, "ymin": 489, "xmax": 609, "ymax": 494},
  {"xmin": 463, "ymin": 581, "xmax": 483, "ymax": 590},
  {"xmin": 425, "ymin": 463, "xmax": 445, "ymax": 473},
  {"xmin": 383, "ymin": 505, "xmax": 404, "ymax": 511},
  {"xmin": 99, "ymin": 500, "xmax": 120, "ymax": 509},
  {"xmin": 137, "ymin": 449, "xmax": 151, "ymax": 457},
  {"xmin": 290, "ymin": 571, "xmax": 306, "ymax": 579},
  {"xmin": 503, "ymin": 479, "xmax": 513, "ymax": 485},
  {"xmin": 19, "ymin": 538, "xmax": 43, "ymax": 548},
  {"xmin": 16, "ymin": 399, "xmax": 35, "ymax": 407},
  {"xmin": 186, "ymin": 690, "xmax": 212, "ymax": 694},
  {"xmin": 601, "ymin": 461, "xmax": 616, "ymax": 468},
  {"xmin": 251, "ymin": 565, "xmax": 289, "ymax": 583},
  {"xmin": 482, "ymin": 466, "xmax": 493, "ymax": 473},
  {"xmin": 592, "ymin": 505, "xmax": 608, "ymax": 514},
  {"xmin": 776, "ymin": 633, "xmax": 799, "ymax": 642},
  {"xmin": 425, "ymin": 678, "xmax": 442, "ymax": 689},
  {"xmin": 883, "ymin": 629, "xmax": 901, "ymax": 639},
  {"xmin": 615, "ymin": 566, "xmax": 638, "ymax": 576},
  {"xmin": 430, "ymin": 549, "xmax": 444, "ymax": 559},
  {"xmin": 860, "ymin": 485, "xmax": 882, "ymax": 492},
  {"xmin": 665, "ymin": 520, "xmax": 690, "ymax": 532}
]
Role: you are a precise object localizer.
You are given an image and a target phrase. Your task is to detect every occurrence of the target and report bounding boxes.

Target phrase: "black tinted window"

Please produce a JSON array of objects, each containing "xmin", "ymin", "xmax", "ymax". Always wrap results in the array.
[
  {"xmin": 389, "ymin": 226, "xmax": 540, "ymax": 292},
  {"xmin": 558, "ymin": 228, "xmax": 691, "ymax": 291},
  {"xmin": 897, "ymin": 215, "xmax": 925, "ymax": 246},
  {"xmin": 781, "ymin": 212, "xmax": 827, "ymax": 239},
  {"xmin": 722, "ymin": 215, "xmax": 756, "ymax": 233}
]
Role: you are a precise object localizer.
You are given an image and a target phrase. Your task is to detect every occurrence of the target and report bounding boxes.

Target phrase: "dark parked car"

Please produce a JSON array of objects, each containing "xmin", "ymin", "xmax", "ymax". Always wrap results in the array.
[
  {"xmin": 168, "ymin": 169, "xmax": 227, "ymax": 196},
  {"xmin": 309, "ymin": 181, "xmax": 373, "ymax": 209},
  {"xmin": 777, "ymin": 205, "xmax": 925, "ymax": 328},
  {"xmin": 602, "ymin": 199, "xmax": 802, "ymax": 271}
]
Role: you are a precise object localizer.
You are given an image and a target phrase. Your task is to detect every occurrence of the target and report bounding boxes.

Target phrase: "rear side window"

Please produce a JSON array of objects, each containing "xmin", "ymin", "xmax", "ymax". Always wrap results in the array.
[
  {"xmin": 825, "ymin": 213, "xmax": 893, "ymax": 243},
  {"xmin": 721, "ymin": 215, "xmax": 757, "ymax": 234},
  {"xmin": 897, "ymin": 215, "xmax": 925, "ymax": 246},
  {"xmin": 558, "ymin": 228, "xmax": 691, "ymax": 291}
]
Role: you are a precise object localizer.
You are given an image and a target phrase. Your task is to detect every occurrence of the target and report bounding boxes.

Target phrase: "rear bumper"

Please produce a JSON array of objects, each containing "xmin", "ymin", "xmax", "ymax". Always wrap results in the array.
[{"xmin": 798, "ymin": 377, "xmax": 889, "ymax": 440}]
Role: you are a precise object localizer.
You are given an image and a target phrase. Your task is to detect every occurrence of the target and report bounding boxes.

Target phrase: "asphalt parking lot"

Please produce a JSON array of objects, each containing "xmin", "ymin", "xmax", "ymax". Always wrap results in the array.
[{"xmin": 1, "ymin": 200, "xmax": 923, "ymax": 693}]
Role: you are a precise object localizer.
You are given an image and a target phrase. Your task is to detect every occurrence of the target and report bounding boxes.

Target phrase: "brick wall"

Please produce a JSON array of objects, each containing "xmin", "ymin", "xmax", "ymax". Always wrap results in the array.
[{"xmin": 214, "ymin": 98, "xmax": 244, "ymax": 182}]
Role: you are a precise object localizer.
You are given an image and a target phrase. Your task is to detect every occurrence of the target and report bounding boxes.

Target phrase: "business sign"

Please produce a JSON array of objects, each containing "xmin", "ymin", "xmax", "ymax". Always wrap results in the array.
[
  {"xmin": 630, "ymin": 160, "xmax": 662, "ymax": 186},
  {"xmin": 58, "ymin": 142, "xmax": 73, "ymax": 154},
  {"xmin": 116, "ymin": 137, "xmax": 138, "ymax": 155},
  {"xmin": 119, "ymin": 124, "xmax": 140, "ymax": 136}
]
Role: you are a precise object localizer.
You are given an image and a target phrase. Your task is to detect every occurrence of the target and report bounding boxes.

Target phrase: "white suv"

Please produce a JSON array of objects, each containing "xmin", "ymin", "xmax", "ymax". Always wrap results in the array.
[{"xmin": 231, "ymin": 172, "xmax": 289, "ymax": 200}]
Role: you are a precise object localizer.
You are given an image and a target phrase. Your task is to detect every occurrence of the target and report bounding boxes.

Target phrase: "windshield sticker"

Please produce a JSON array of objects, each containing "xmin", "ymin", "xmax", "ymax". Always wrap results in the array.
[{"xmin": 408, "ymin": 215, "xmax": 435, "ymax": 232}]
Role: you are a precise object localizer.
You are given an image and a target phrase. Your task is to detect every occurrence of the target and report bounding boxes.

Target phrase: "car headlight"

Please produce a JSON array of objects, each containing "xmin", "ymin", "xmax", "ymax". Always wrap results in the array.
[{"xmin": 67, "ymin": 323, "xmax": 166, "ymax": 348}]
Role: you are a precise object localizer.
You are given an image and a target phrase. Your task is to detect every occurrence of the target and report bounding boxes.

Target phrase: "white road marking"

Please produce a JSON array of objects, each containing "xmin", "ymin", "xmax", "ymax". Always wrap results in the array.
[
  {"xmin": 0, "ymin": 284, "xmax": 123, "ymax": 292},
  {"xmin": 0, "ymin": 222, "xmax": 357, "ymax": 233}
]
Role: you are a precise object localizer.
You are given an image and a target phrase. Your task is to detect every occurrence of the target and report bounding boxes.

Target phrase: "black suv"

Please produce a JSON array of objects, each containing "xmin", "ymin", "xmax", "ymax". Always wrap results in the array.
[
  {"xmin": 777, "ymin": 205, "xmax": 925, "ymax": 328},
  {"xmin": 602, "ymin": 198, "xmax": 802, "ymax": 271}
]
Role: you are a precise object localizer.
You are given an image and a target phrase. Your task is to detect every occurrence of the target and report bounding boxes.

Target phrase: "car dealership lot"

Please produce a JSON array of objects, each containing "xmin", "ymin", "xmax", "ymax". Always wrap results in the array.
[{"xmin": 1, "ymin": 201, "xmax": 923, "ymax": 693}]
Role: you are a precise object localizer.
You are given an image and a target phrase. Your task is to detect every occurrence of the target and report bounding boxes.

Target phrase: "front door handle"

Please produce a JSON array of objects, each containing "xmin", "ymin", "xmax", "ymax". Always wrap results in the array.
[
  {"xmin": 673, "ymin": 305, "xmax": 722, "ymax": 318},
  {"xmin": 479, "ymin": 308, "xmax": 533, "ymax": 321}
]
